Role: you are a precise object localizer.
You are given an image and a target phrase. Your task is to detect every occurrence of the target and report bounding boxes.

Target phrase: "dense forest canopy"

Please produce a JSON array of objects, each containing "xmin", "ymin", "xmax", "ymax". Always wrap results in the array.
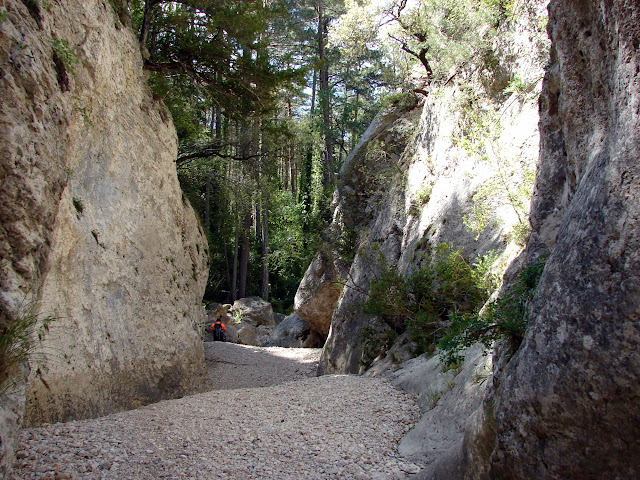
[{"xmin": 119, "ymin": 0, "xmax": 512, "ymax": 311}]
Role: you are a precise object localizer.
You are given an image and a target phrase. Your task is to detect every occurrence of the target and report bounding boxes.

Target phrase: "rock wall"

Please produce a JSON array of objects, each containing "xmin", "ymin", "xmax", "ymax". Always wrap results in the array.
[
  {"xmin": 484, "ymin": 1, "xmax": 640, "ymax": 478},
  {"xmin": 303, "ymin": 2, "xmax": 548, "ymax": 374},
  {"xmin": 0, "ymin": 0, "xmax": 70, "ymax": 470},
  {"xmin": 0, "ymin": 0, "xmax": 210, "ymax": 470}
]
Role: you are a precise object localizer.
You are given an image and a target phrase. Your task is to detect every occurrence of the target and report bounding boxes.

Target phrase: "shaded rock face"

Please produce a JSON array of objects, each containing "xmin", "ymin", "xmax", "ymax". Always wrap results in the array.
[
  {"xmin": 0, "ymin": 0, "xmax": 211, "ymax": 448},
  {"xmin": 485, "ymin": 1, "xmax": 640, "ymax": 478},
  {"xmin": 260, "ymin": 313, "xmax": 312, "ymax": 348},
  {"xmin": 0, "ymin": 1, "xmax": 72, "ymax": 470}
]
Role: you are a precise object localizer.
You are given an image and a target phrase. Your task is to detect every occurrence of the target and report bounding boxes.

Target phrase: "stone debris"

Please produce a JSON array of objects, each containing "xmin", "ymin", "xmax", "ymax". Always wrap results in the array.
[{"xmin": 10, "ymin": 344, "xmax": 422, "ymax": 479}]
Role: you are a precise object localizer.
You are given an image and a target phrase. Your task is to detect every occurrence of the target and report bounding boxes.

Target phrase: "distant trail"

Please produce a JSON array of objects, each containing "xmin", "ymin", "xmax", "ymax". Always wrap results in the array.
[
  {"xmin": 204, "ymin": 342, "xmax": 321, "ymax": 389},
  {"xmin": 10, "ymin": 344, "xmax": 422, "ymax": 480}
]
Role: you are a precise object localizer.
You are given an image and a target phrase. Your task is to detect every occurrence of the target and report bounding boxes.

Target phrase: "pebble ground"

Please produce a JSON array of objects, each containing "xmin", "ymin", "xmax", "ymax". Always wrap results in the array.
[{"xmin": 10, "ymin": 343, "xmax": 422, "ymax": 479}]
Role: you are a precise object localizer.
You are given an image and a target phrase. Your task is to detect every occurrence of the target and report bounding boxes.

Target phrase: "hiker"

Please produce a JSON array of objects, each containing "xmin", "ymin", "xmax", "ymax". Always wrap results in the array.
[
  {"xmin": 207, "ymin": 305, "xmax": 229, "ymax": 342},
  {"xmin": 210, "ymin": 318, "xmax": 226, "ymax": 341}
]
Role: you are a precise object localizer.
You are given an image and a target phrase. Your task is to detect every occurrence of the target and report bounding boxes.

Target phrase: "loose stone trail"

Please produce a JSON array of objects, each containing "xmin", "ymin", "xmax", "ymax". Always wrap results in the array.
[{"xmin": 11, "ymin": 343, "xmax": 422, "ymax": 480}]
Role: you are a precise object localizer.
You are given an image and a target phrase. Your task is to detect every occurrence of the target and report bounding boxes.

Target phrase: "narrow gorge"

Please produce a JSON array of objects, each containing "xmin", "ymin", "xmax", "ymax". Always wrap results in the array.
[{"xmin": 1, "ymin": 0, "xmax": 639, "ymax": 478}]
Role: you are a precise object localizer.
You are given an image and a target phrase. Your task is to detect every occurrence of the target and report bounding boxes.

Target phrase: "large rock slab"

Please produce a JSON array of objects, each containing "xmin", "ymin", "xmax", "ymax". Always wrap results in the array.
[
  {"xmin": 484, "ymin": 1, "xmax": 640, "ymax": 478},
  {"xmin": 293, "ymin": 251, "xmax": 342, "ymax": 336},
  {"xmin": 0, "ymin": 0, "xmax": 211, "ymax": 448},
  {"xmin": 391, "ymin": 345, "xmax": 491, "ymax": 479},
  {"xmin": 260, "ymin": 313, "xmax": 312, "ymax": 348},
  {"xmin": 231, "ymin": 297, "xmax": 275, "ymax": 326}
]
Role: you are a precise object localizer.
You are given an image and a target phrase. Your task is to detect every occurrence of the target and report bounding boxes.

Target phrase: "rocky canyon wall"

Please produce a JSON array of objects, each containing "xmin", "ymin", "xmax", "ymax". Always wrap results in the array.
[
  {"xmin": 295, "ymin": 1, "xmax": 549, "ymax": 376},
  {"xmin": 1, "ymin": 0, "xmax": 210, "ymax": 472},
  {"xmin": 484, "ymin": 1, "xmax": 640, "ymax": 478}
]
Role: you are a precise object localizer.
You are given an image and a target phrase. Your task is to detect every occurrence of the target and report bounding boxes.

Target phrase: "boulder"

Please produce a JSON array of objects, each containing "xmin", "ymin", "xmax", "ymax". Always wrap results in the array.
[
  {"xmin": 231, "ymin": 297, "xmax": 275, "ymax": 326},
  {"xmin": 255, "ymin": 326, "xmax": 273, "ymax": 346},
  {"xmin": 273, "ymin": 312, "xmax": 286, "ymax": 325},
  {"xmin": 293, "ymin": 251, "xmax": 342, "ymax": 336},
  {"xmin": 236, "ymin": 324, "xmax": 257, "ymax": 346},
  {"xmin": 223, "ymin": 324, "xmax": 239, "ymax": 344},
  {"xmin": 260, "ymin": 313, "xmax": 312, "ymax": 348}
]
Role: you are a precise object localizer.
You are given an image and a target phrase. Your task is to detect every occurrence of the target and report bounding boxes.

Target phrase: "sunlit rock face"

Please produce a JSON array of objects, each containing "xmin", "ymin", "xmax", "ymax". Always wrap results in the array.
[
  {"xmin": 0, "ymin": 1, "xmax": 210, "ymax": 465},
  {"xmin": 307, "ymin": 33, "xmax": 545, "ymax": 376},
  {"xmin": 486, "ymin": 1, "xmax": 640, "ymax": 478},
  {"xmin": 294, "ymin": 250, "xmax": 343, "ymax": 337}
]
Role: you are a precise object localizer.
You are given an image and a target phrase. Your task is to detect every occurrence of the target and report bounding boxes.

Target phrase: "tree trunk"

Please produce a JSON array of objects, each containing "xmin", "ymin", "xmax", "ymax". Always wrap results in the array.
[
  {"xmin": 231, "ymin": 216, "xmax": 239, "ymax": 302},
  {"xmin": 311, "ymin": 68, "xmax": 317, "ymax": 114},
  {"xmin": 139, "ymin": 0, "xmax": 155, "ymax": 47},
  {"xmin": 291, "ymin": 146, "xmax": 297, "ymax": 199},
  {"xmin": 205, "ymin": 177, "xmax": 211, "ymax": 236},
  {"xmin": 317, "ymin": 3, "xmax": 333, "ymax": 189},
  {"xmin": 259, "ymin": 119, "xmax": 269, "ymax": 300},
  {"xmin": 238, "ymin": 208, "xmax": 252, "ymax": 299},
  {"xmin": 260, "ymin": 196, "xmax": 269, "ymax": 300}
]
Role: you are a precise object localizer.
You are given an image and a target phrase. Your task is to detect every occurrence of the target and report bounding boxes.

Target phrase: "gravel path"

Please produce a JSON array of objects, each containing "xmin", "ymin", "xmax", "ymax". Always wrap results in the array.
[
  {"xmin": 204, "ymin": 343, "xmax": 321, "ymax": 389},
  {"xmin": 10, "ymin": 343, "xmax": 422, "ymax": 479}
]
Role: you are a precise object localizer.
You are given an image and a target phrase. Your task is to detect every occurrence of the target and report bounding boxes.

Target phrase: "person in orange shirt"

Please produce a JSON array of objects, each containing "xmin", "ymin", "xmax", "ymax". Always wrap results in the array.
[
  {"xmin": 211, "ymin": 318, "xmax": 226, "ymax": 341},
  {"xmin": 208, "ymin": 305, "xmax": 228, "ymax": 341}
]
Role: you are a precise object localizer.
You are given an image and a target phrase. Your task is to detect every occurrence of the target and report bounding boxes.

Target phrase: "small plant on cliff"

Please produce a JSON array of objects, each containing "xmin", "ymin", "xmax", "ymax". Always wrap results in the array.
[
  {"xmin": 438, "ymin": 256, "xmax": 547, "ymax": 365},
  {"xmin": 51, "ymin": 38, "xmax": 79, "ymax": 75},
  {"xmin": 0, "ymin": 303, "xmax": 54, "ymax": 397},
  {"xmin": 72, "ymin": 197, "xmax": 84, "ymax": 215}
]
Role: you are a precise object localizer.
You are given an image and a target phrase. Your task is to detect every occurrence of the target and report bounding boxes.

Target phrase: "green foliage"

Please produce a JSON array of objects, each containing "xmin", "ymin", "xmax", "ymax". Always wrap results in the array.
[
  {"xmin": 51, "ymin": 38, "xmax": 79, "ymax": 75},
  {"xmin": 336, "ymin": 226, "xmax": 359, "ymax": 263},
  {"xmin": 363, "ymin": 243, "xmax": 498, "ymax": 356},
  {"xmin": 268, "ymin": 190, "xmax": 318, "ymax": 311},
  {"xmin": 72, "ymin": 197, "xmax": 84, "ymax": 215},
  {"xmin": 129, "ymin": 0, "xmax": 304, "ymax": 119},
  {"xmin": 388, "ymin": 0, "xmax": 500, "ymax": 81},
  {"xmin": 359, "ymin": 321, "xmax": 398, "ymax": 368},
  {"xmin": 0, "ymin": 303, "xmax": 54, "ymax": 397},
  {"xmin": 438, "ymin": 256, "xmax": 546, "ymax": 365},
  {"xmin": 0, "ymin": 9, "xmax": 9, "ymax": 23},
  {"xmin": 503, "ymin": 74, "xmax": 527, "ymax": 96},
  {"xmin": 413, "ymin": 183, "xmax": 433, "ymax": 210}
]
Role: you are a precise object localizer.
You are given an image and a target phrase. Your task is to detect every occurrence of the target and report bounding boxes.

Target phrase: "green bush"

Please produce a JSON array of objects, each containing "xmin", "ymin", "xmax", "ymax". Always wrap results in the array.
[
  {"xmin": 0, "ymin": 303, "xmax": 54, "ymax": 396},
  {"xmin": 363, "ymin": 243, "xmax": 498, "ymax": 356},
  {"xmin": 359, "ymin": 322, "xmax": 398, "ymax": 368},
  {"xmin": 438, "ymin": 256, "xmax": 546, "ymax": 365}
]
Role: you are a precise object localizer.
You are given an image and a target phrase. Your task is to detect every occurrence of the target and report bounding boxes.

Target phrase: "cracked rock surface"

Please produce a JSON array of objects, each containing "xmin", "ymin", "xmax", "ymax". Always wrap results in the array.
[{"xmin": 10, "ymin": 343, "xmax": 422, "ymax": 479}]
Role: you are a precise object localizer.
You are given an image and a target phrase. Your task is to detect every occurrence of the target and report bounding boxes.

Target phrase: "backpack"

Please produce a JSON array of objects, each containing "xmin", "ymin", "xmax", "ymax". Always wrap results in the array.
[{"xmin": 213, "ymin": 322, "xmax": 224, "ymax": 341}]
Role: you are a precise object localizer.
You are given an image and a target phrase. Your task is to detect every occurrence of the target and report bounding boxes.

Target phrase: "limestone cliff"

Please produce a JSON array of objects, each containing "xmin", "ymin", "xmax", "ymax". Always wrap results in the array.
[
  {"xmin": 484, "ymin": 1, "xmax": 640, "ymax": 477},
  {"xmin": 293, "ymin": 1, "xmax": 552, "ymax": 476},
  {"xmin": 295, "ymin": 2, "xmax": 548, "ymax": 376},
  {"xmin": 0, "ymin": 0, "xmax": 210, "ymax": 471}
]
